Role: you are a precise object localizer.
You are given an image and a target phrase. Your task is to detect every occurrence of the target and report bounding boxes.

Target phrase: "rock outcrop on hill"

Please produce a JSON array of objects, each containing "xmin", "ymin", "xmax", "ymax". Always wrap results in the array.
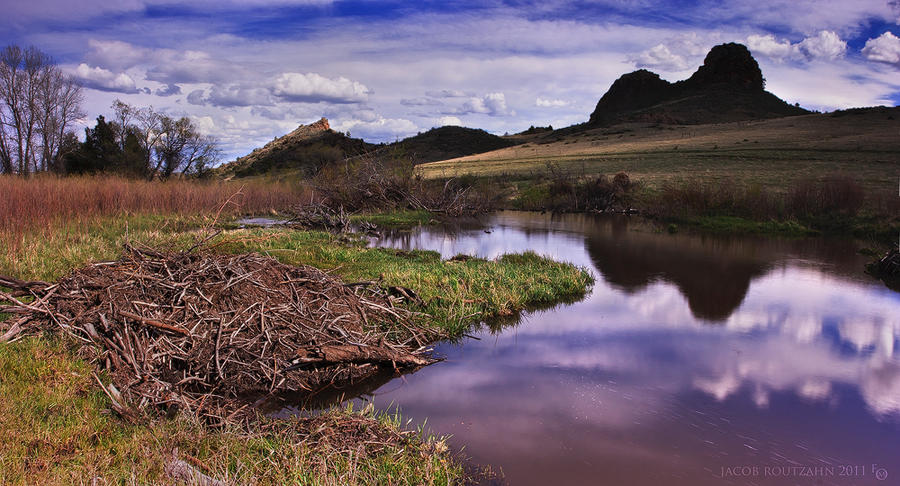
[
  {"xmin": 589, "ymin": 43, "xmax": 807, "ymax": 126},
  {"xmin": 217, "ymin": 118, "xmax": 374, "ymax": 178}
]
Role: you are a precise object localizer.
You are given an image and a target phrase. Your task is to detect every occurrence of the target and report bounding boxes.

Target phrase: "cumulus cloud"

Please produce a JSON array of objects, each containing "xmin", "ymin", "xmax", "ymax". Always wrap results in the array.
[
  {"xmin": 334, "ymin": 115, "xmax": 417, "ymax": 140},
  {"xmin": 629, "ymin": 33, "xmax": 711, "ymax": 73},
  {"xmin": 272, "ymin": 72, "xmax": 370, "ymax": 104},
  {"xmin": 71, "ymin": 63, "xmax": 140, "ymax": 93},
  {"xmin": 797, "ymin": 30, "xmax": 847, "ymax": 60},
  {"xmin": 535, "ymin": 97, "xmax": 569, "ymax": 108},
  {"xmin": 862, "ymin": 31, "xmax": 900, "ymax": 65},
  {"xmin": 85, "ymin": 39, "xmax": 149, "ymax": 71},
  {"xmin": 206, "ymin": 85, "xmax": 273, "ymax": 107},
  {"xmin": 747, "ymin": 31, "xmax": 847, "ymax": 62},
  {"xmin": 747, "ymin": 34, "xmax": 795, "ymax": 61},
  {"xmin": 186, "ymin": 89, "xmax": 207, "ymax": 106},
  {"xmin": 631, "ymin": 44, "xmax": 689, "ymax": 71},
  {"xmin": 453, "ymin": 92, "xmax": 513, "ymax": 116},
  {"xmin": 155, "ymin": 83, "xmax": 181, "ymax": 97},
  {"xmin": 84, "ymin": 41, "xmax": 238, "ymax": 85}
]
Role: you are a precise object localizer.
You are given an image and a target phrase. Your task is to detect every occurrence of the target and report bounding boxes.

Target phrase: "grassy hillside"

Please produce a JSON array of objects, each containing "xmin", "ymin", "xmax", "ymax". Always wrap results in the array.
[{"xmin": 418, "ymin": 107, "xmax": 900, "ymax": 195}]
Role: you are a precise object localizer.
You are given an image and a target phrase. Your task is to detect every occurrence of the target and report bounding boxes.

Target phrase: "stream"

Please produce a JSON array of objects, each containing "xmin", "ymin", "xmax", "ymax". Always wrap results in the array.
[{"xmin": 285, "ymin": 211, "xmax": 900, "ymax": 485}]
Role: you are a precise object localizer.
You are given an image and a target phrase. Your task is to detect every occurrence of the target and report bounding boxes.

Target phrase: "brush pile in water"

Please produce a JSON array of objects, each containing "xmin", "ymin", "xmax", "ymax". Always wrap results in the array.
[
  {"xmin": 867, "ymin": 248, "xmax": 900, "ymax": 289},
  {"xmin": 0, "ymin": 245, "xmax": 436, "ymax": 423}
]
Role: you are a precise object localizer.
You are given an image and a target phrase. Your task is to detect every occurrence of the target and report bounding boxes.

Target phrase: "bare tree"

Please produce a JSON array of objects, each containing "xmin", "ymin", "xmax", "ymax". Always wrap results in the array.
[
  {"xmin": 37, "ymin": 67, "xmax": 84, "ymax": 172},
  {"xmin": 0, "ymin": 45, "xmax": 83, "ymax": 175},
  {"xmin": 111, "ymin": 100, "xmax": 218, "ymax": 180}
]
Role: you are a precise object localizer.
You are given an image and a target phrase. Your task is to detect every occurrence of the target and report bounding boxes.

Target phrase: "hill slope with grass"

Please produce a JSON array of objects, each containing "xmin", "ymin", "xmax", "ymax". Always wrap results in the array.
[{"xmin": 418, "ymin": 106, "xmax": 900, "ymax": 194}]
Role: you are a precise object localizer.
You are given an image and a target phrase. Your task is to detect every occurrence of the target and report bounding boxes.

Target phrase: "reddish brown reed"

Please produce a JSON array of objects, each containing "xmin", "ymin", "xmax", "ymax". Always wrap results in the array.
[{"xmin": 0, "ymin": 175, "xmax": 313, "ymax": 255}]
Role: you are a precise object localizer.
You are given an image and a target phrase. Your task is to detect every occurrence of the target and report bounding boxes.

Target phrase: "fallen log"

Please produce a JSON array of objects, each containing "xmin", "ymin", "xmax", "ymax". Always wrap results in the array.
[{"xmin": 293, "ymin": 344, "xmax": 432, "ymax": 368}]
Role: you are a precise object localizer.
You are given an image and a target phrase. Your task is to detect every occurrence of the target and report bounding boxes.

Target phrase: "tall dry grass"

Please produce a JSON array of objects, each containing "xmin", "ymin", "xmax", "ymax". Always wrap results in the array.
[
  {"xmin": 656, "ymin": 174, "xmax": 870, "ymax": 220},
  {"xmin": 0, "ymin": 175, "xmax": 313, "ymax": 257}
]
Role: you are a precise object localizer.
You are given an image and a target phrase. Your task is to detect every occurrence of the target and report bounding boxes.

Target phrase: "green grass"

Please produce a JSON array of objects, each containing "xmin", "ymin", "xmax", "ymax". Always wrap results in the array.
[
  {"xmin": 201, "ymin": 228, "xmax": 593, "ymax": 335},
  {"xmin": 351, "ymin": 209, "xmax": 436, "ymax": 229},
  {"xmin": 0, "ymin": 337, "xmax": 461, "ymax": 485},
  {"xmin": 660, "ymin": 215, "xmax": 817, "ymax": 236}
]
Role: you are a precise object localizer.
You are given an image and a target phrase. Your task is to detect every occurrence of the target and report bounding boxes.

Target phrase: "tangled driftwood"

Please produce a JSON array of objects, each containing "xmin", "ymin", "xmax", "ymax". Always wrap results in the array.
[
  {"xmin": 0, "ymin": 245, "xmax": 438, "ymax": 423},
  {"xmin": 867, "ymin": 248, "xmax": 900, "ymax": 290}
]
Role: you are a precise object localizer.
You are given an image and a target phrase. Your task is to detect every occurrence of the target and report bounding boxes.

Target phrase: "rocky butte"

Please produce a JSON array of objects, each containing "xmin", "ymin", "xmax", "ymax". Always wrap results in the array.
[{"xmin": 588, "ymin": 43, "xmax": 808, "ymax": 126}]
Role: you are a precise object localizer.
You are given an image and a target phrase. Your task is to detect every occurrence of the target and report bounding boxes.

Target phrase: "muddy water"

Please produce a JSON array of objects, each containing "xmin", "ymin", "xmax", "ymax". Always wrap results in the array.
[{"xmin": 298, "ymin": 211, "xmax": 900, "ymax": 485}]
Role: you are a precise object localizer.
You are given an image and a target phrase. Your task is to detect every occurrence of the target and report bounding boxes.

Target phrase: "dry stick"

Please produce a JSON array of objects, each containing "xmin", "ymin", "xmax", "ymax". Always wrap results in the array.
[
  {"xmin": 214, "ymin": 317, "xmax": 224, "ymax": 380},
  {"xmin": 0, "ymin": 317, "xmax": 27, "ymax": 343},
  {"xmin": 0, "ymin": 275, "xmax": 50, "ymax": 290},
  {"xmin": 118, "ymin": 309, "xmax": 190, "ymax": 336}
]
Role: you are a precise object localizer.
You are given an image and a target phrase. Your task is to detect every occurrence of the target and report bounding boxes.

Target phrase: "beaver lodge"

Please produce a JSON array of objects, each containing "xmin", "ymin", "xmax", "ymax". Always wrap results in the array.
[{"xmin": 0, "ymin": 245, "xmax": 437, "ymax": 424}]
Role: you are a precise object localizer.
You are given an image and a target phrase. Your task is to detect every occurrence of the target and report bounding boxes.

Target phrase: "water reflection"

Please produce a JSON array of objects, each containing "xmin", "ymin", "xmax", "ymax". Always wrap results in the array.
[{"xmin": 343, "ymin": 212, "xmax": 900, "ymax": 485}]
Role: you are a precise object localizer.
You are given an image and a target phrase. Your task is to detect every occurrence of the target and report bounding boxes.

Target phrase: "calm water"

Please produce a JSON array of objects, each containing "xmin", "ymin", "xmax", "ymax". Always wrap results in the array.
[{"xmin": 294, "ymin": 211, "xmax": 900, "ymax": 485}]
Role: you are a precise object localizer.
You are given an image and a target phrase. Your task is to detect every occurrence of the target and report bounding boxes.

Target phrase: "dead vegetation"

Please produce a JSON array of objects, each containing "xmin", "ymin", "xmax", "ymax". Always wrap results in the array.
[
  {"xmin": 0, "ymin": 244, "xmax": 439, "ymax": 425},
  {"xmin": 867, "ymin": 248, "xmax": 900, "ymax": 290},
  {"xmin": 314, "ymin": 151, "xmax": 497, "ymax": 217}
]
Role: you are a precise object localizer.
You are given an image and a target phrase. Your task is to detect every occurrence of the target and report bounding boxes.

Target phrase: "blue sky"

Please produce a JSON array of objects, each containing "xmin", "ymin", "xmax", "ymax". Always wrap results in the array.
[{"xmin": 4, "ymin": 0, "xmax": 900, "ymax": 160}]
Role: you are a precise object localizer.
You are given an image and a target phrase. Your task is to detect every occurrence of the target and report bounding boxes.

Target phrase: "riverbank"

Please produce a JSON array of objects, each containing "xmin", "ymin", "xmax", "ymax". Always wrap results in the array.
[
  {"xmin": 0, "ymin": 210, "xmax": 591, "ymax": 484},
  {"xmin": 468, "ymin": 172, "xmax": 900, "ymax": 244}
]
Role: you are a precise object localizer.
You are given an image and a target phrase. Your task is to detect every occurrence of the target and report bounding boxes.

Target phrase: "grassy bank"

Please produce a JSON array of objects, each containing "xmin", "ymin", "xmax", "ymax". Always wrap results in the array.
[
  {"xmin": 431, "ymin": 168, "xmax": 898, "ymax": 242},
  {"xmin": 351, "ymin": 209, "xmax": 436, "ymax": 229},
  {"xmin": 0, "ymin": 336, "xmax": 460, "ymax": 485},
  {"xmin": 1, "ymin": 201, "xmax": 591, "ymax": 484}
]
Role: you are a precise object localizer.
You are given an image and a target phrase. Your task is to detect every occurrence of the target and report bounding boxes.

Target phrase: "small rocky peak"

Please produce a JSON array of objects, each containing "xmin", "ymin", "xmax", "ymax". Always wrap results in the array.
[{"xmin": 685, "ymin": 43, "xmax": 764, "ymax": 91}]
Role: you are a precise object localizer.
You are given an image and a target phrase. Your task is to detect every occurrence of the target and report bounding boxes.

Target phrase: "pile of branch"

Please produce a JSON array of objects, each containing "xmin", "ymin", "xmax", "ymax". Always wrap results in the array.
[
  {"xmin": 867, "ymin": 248, "xmax": 900, "ymax": 282},
  {"xmin": 0, "ymin": 245, "xmax": 438, "ymax": 423},
  {"xmin": 287, "ymin": 204, "xmax": 352, "ymax": 233}
]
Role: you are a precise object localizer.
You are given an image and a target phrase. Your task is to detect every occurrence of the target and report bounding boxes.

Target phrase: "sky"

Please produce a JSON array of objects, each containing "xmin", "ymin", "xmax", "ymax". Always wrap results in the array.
[{"xmin": 3, "ymin": 0, "xmax": 900, "ymax": 161}]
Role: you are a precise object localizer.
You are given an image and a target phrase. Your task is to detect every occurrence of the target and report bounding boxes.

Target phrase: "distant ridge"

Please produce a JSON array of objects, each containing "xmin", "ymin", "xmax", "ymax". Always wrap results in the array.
[
  {"xmin": 217, "ymin": 117, "xmax": 374, "ymax": 178},
  {"xmin": 589, "ymin": 43, "xmax": 808, "ymax": 126}
]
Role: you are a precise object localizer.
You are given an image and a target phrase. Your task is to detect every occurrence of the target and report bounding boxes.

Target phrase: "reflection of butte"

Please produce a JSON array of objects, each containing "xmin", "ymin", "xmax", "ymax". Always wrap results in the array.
[{"xmin": 584, "ymin": 218, "xmax": 770, "ymax": 321}]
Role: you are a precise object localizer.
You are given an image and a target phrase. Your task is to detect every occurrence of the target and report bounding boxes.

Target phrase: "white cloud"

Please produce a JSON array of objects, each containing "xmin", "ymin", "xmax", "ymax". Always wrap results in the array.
[
  {"xmin": 191, "ymin": 115, "xmax": 216, "ymax": 135},
  {"xmin": 454, "ymin": 92, "xmax": 513, "ymax": 116},
  {"xmin": 797, "ymin": 30, "xmax": 847, "ymax": 60},
  {"xmin": 631, "ymin": 43, "xmax": 689, "ymax": 71},
  {"xmin": 85, "ymin": 39, "xmax": 149, "ymax": 71},
  {"xmin": 154, "ymin": 83, "xmax": 181, "ymax": 97},
  {"xmin": 746, "ymin": 31, "xmax": 847, "ymax": 63},
  {"xmin": 272, "ymin": 72, "xmax": 370, "ymax": 104},
  {"xmin": 146, "ymin": 50, "xmax": 233, "ymax": 84},
  {"xmin": 535, "ymin": 97, "xmax": 569, "ymax": 108},
  {"xmin": 400, "ymin": 97, "xmax": 443, "ymax": 106},
  {"xmin": 206, "ymin": 85, "xmax": 274, "ymax": 107},
  {"xmin": 71, "ymin": 63, "xmax": 140, "ymax": 93},
  {"xmin": 438, "ymin": 116, "xmax": 462, "ymax": 126},
  {"xmin": 862, "ymin": 31, "xmax": 900, "ymax": 65},
  {"xmin": 747, "ymin": 34, "xmax": 795, "ymax": 61},
  {"xmin": 334, "ymin": 115, "xmax": 417, "ymax": 140},
  {"xmin": 186, "ymin": 89, "xmax": 206, "ymax": 106},
  {"xmin": 425, "ymin": 89, "xmax": 470, "ymax": 98}
]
